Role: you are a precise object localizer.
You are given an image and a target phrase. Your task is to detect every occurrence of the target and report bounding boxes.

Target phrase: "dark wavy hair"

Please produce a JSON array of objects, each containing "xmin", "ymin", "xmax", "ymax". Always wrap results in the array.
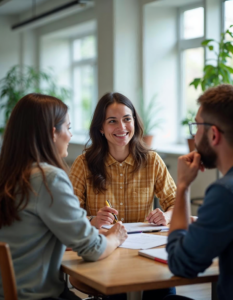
[
  {"xmin": 84, "ymin": 92, "xmax": 149, "ymax": 193},
  {"xmin": 0, "ymin": 93, "xmax": 68, "ymax": 228}
]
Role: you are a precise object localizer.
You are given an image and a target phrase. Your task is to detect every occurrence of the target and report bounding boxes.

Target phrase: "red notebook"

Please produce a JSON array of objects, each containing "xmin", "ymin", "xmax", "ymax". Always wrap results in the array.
[{"xmin": 138, "ymin": 248, "xmax": 168, "ymax": 264}]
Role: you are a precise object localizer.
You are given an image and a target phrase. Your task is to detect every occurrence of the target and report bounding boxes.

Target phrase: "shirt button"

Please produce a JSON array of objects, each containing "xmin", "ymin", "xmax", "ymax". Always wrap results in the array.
[
  {"xmin": 120, "ymin": 174, "xmax": 123, "ymax": 176},
  {"xmin": 120, "ymin": 187, "xmax": 122, "ymax": 189},
  {"xmin": 121, "ymin": 218, "xmax": 124, "ymax": 221},
  {"xmin": 120, "ymin": 203, "xmax": 123, "ymax": 205},
  {"xmin": 120, "ymin": 164, "xmax": 122, "ymax": 166}
]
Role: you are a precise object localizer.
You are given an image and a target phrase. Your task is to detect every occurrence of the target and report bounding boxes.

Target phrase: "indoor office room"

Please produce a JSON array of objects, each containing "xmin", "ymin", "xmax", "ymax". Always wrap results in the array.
[{"xmin": 0, "ymin": 0, "xmax": 233, "ymax": 300}]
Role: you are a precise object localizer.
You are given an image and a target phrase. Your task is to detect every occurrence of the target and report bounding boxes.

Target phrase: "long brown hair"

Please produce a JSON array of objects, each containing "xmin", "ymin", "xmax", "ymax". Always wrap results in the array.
[
  {"xmin": 85, "ymin": 92, "xmax": 149, "ymax": 193},
  {"xmin": 0, "ymin": 93, "xmax": 68, "ymax": 228}
]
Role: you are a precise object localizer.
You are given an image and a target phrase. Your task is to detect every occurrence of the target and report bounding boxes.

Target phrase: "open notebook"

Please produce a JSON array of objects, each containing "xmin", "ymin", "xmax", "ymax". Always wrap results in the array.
[{"xmin": 138, "ymin": 248, "xmax": 168, "ymax": 264}]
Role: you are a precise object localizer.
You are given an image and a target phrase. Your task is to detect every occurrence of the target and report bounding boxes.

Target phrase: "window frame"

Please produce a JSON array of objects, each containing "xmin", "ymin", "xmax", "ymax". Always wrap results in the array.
[
  {"xmin": 70, "ymin": 32, "xmax": 98, "ymax": 136},
  {"xmin": 177, "ymin": 1, "xmax": 205, "ymax": 142}
]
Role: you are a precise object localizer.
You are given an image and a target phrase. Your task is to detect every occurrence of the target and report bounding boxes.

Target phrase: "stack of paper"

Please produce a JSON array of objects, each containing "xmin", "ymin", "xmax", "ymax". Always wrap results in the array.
[
  {"xmin": 103, "ymin": 222, "xmax": 169, "ymax": 233},
  {"xmin": 119, "ymin": 233, "xmax": 167, "ymax": 250}
]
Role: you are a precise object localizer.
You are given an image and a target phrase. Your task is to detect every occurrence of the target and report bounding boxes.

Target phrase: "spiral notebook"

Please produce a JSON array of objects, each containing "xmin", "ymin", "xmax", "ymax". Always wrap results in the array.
[{"xmin": 138, "ymin": 248, "xmax": 168, "ymax": 264}]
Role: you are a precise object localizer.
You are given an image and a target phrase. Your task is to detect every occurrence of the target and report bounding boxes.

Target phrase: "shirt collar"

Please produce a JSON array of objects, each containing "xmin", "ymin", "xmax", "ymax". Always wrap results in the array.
[{"xmin": 105, "ymin": 153, "xmax": 134, "ymax": 167}]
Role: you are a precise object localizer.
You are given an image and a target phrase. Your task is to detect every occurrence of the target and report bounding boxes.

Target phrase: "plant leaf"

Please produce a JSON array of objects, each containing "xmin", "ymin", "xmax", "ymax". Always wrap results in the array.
[{"xmin": 201, "ymin": 39, "xmax": 214, "ymax": 46}]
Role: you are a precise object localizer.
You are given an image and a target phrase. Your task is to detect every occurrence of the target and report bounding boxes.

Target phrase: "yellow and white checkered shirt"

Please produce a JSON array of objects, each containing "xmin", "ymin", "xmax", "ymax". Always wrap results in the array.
[{"xmin": 69, "ymin": 151, "xmax": 176, "ymax": 223}]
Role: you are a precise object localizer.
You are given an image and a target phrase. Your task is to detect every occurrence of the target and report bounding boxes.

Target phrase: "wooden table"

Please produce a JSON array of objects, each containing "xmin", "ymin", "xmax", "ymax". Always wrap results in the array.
[{"xmin": 61, "ymin": 232, "xmax": 219, "ymax": 299}]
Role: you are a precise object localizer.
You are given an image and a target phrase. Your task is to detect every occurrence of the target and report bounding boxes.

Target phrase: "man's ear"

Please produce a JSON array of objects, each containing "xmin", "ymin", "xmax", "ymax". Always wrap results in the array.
[
  {"xmin": 210, "ymin": 126, "xmax": 221, "ymax": 146},
  {"xmin": 53, "ymin": 127, "xmax": 57, "ymax": 142}
]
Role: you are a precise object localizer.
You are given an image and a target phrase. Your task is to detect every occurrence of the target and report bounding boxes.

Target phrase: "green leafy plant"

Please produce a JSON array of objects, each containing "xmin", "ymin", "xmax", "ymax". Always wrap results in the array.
[
  {"xmin": 140, "ymin": 94, "xmax": 163, "ymax": 136},
  {"xmin": 181, "ymin": 110, "xmax": 196, "ymax": 127},
  {"xmin": 181, "ymin": 110, "xmax": 196, "ymax": 137},
  {"xmin": 0, "ymin": 65, "xmax": 71, "ymax": 133},
  {"xmin": 190, "ymin": 24, "xmax": 233, "ymax": 91}
]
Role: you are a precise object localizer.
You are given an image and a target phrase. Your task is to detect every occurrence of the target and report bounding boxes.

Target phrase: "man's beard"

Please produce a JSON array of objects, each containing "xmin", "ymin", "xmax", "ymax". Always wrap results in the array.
[{"xmin": 195, "ymin": 131, "xmax": 217, "ymax": 169}]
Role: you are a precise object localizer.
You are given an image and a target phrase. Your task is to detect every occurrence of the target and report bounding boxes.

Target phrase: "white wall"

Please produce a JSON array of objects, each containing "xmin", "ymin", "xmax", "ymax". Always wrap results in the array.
[
  {"xmin": 95, "ymin": 0, "xmax": 114, "ymax": 98},
  {"xmin": 143, "ymin": 5, "xmax": 178, "ymax": 143},
  {"xmin": 113, "ymin": 0, "xmax": 142, "ymax": 110}
]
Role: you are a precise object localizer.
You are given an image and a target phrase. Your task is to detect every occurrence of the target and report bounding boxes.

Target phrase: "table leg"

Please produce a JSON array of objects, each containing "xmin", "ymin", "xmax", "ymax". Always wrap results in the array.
[
  {"xmin": 127, "ymin": 291, "xmax": 142, "ymax": 300},
  {"xmin": 211, "ymin": 282, "xmax": 218, "ymax": 300}
]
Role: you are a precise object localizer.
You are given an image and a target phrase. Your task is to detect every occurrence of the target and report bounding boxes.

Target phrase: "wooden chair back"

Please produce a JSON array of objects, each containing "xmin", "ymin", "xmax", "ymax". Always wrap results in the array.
[{"xmin": 0, "ymin": 242, "xmax": 17, "ymax": 300}]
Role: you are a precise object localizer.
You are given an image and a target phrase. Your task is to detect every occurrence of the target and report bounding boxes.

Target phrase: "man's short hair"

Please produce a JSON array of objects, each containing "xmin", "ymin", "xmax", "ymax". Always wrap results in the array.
[{"xmin": 198, "ymin": 84, "xmax": 233, "ymax": 147}]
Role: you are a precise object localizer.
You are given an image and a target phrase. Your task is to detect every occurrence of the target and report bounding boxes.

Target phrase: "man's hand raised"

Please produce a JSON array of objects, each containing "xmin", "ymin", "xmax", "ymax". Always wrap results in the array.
[{"xmin": 177, "ymin": 151, "xmax": 204, "ymax": 189}]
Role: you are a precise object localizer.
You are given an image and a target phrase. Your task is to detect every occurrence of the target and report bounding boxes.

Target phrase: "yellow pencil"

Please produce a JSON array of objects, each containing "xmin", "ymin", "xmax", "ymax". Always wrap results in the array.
[{"xmin": 105, "ymin": 200, "xmax": 118, "ymax": 223}]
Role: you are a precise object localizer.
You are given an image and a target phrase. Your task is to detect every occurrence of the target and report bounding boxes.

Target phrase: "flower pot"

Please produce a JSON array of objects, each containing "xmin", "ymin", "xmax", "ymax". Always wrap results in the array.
[
  {"xmin": 143, "ymin": 135, "xmax": 153, "ymax": 147},
  {"xmin": 187, "ymin": 138, "xmax": 195, "ymax": 152}
]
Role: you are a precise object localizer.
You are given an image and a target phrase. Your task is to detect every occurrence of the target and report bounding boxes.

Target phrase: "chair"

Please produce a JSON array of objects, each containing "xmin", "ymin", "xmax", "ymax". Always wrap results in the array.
[
  {"xmin": 0, "ymin": 242, "xmax": 17, "ymax": 300},
  {"xmin": 69, "ymin": 276, "xmax": 105, "ymax": 300}
]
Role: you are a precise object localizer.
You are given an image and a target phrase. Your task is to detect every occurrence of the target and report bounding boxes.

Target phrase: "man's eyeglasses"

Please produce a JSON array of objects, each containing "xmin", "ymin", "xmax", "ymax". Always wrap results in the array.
[{"xmin": 188, "ymin": 122, "xmax": 224, "ymax": 137}]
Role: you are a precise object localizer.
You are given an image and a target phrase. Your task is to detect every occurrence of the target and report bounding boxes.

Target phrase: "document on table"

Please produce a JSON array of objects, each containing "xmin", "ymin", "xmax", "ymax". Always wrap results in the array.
[
  {"xmin": 103, "ymin": 222, "xmax": 168, "ymax": 233},
  {"xmin": 119, "ymin": 233, "xmax": 167, "ymax": 250}
]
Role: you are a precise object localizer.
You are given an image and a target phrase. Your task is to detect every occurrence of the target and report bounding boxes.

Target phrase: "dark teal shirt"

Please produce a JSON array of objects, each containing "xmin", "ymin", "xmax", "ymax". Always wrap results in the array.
[{"xmin": 166, "ymin": 167, "xmax": 233, "ymax": 300}]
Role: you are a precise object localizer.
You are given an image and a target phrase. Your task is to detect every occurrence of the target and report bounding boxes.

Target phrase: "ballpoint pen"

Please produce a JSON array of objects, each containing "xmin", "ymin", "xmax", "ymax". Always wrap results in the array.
[{"xmin": 105, "ymin": 199, "xmax": 118, "ymax": 223}]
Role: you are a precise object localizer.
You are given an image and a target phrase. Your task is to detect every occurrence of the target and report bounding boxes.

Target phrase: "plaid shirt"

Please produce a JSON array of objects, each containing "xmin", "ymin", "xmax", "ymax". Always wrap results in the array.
[{"xmin": 69, "ymin": 151, "xmax": 176, "ymax": 223}]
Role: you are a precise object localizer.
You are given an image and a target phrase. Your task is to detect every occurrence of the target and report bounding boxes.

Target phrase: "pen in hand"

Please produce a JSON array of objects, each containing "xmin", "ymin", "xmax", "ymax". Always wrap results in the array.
[{"xmin": 105, "ymin": 200, "xmax": 118, "ymax": 223}]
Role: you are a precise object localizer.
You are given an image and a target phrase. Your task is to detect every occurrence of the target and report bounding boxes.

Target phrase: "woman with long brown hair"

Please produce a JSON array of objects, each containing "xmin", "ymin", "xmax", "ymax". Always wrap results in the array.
[
  {"xmin": 70, "ymin": 92, "xmax": 176, "ymax": 229},
  {"xmin": 0, "ymin": 93, "xmax": 127, "ymax": 300},
  {"xmin": 70, "ymin": 92, "xmax": 177, "ymax": 299}
]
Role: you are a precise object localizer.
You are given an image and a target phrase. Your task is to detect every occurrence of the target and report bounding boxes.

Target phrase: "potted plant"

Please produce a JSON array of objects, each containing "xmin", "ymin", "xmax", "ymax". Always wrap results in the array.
[
  {"xmin": 139, "ymin": 94, "xmax": 163, "ymax": 147},
  {"xmin": 0, "ymin": 65, "xmax": 71, "ymax": 135},
  {"xmin": 190, "ymin": 24, "xmax": 233, "ymax": 91},
  {"xmin": 181, "ymin": 110, "xmax": 196, "ymax": 152},
  {"xmin": 182, "ymin": 24, "xmax": 233, "ymax": 152}
]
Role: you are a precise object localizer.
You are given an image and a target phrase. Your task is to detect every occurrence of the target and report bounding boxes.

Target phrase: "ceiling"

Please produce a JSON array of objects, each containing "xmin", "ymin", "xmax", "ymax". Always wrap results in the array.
[{"xmin": 0, "ymin": 0, "xmax": 49, "ymax": 15}]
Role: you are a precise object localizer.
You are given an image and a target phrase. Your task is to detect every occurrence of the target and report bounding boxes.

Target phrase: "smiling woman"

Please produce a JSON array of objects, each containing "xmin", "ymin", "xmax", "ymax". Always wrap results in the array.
[
  {"xmin": 69, "ymin": 92, "xmax": 177, "ymax": 299},
  {"xmin": 69, "ymin": 92, "xmax": 176, "ymax": 227},
  {"xmin": 100, "ymin": 102, "xmax": 135, "ymax": 159}
]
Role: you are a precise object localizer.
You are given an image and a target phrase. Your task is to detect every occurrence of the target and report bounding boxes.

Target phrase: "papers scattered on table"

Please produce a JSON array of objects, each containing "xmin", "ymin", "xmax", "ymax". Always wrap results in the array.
[
  {"xmin": 103, "ymin": 222, "xmax": 169, "ymax": 233},
  {"xmin": 138, "ymin": 248, "xmax": 168, "ymax": 264},
  {"xmin": 119, "ymin": 233, "xmax": 167, "ymax": 250}
]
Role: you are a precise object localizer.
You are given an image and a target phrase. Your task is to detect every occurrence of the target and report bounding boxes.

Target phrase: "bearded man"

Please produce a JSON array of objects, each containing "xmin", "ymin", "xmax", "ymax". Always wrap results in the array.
[{"xmin": 165, "ymin": 84, "xmax": 233, "ymax": 300}]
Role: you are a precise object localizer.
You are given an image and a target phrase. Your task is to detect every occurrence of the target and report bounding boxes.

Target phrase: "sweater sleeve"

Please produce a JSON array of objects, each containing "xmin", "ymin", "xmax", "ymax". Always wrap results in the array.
[
  {"xmin": 36, "ymin": 168, "xmax": 106, "ymax": 262},
  {"xmin": 166, "ymin": 184, "xmax": 233, "ymax": 278}
]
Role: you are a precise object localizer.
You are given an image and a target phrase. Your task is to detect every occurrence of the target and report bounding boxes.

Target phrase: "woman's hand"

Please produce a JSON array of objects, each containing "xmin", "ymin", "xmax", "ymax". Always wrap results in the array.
[
  {"xmin": 105, "ymin": 221, "xmax": 128, "ymax": 246},
  {"xmin": 91, "ymin": 206, "xmax": 118, "ymax": 229},
  {"xmin": 98, "ymin": 222, "xmax": 128, "ymax": 260},
  {"xmin": 146, "ymin": 208, "xmax": 169, "ymax": 225}
]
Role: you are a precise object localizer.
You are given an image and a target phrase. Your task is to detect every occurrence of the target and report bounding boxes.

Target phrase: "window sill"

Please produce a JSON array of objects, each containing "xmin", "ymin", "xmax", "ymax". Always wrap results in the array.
[{"xmin": 152, "ymin": 142, "xmax": 189, "ymax": 156}]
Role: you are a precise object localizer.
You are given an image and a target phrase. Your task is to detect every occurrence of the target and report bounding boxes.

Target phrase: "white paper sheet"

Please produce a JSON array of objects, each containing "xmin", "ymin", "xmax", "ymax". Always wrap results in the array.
[
  {"xmin": 119, "ymin": 233, "xmax": 167, "ymax": 250},
  {"xmin": 103, "ymin": 222, "xmax": 168, "ymax": 233}
]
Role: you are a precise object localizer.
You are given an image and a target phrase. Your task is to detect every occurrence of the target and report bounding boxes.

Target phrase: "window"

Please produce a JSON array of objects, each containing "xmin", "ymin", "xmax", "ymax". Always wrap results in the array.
[
  {"xmin": 71, "ymin": 35, "xmax": 97, "ymax": 134},
  {"xmin": 224, "ymin": 0, "xmax": 233, "ymax": 69},
  {"xmin": 224, "ymin": 0, "xmax": 233, "ymax": 30},
  {"xmin": 178, "ymin": 3, "xmax": 205, "ymax": 140},
  {"xmin": 183, "ymin": 7, "xmax": 204, "ymax": 40}
]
